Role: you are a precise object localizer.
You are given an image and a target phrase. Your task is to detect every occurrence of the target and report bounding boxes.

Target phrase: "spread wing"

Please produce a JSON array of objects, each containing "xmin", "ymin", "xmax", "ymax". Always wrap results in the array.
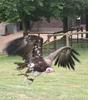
[
  {"xmin": 47, "ymin": 46, "xmax": 80, "ymax": 70},
  {"xmin": 4, "ymin": 35, "xmax": 43, "ymax": 60},
  {"xmin": 4, "ymin": 36, "xmax": 34, "ymax": 60}
]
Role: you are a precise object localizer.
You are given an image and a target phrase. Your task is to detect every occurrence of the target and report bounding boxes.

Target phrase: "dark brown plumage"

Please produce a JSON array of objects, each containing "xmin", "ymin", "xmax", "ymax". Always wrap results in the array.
[
  {"xmin": 5, "ymin": 35, "xmax": 80, "ymax": 81},
  {"xmin": 5, "ymin": 35, "xmax": 43, "ymax": 61},
  {"xmin": 46, "ymin": 46, "xmax": 80, "ymax": 70}
]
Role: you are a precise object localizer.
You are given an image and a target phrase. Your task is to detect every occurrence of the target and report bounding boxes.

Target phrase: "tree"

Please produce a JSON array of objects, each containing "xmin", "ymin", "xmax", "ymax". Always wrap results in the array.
[
  {"xmin": 0, "ymin": 0, "xmax": 63, "ymax": 34},
  {"xmin": 0, "ymin": 0, "xmax": 85, "ymax": 35},
  {"xmin": 61, "ymin": 0, "xmax": 85, "ymax": 32},
  {"xmin": 0, "ymin": 0, "xmax": 44, "ymax": 33},
  {"xmin": 84, "ymin": 0, "xmax": 88, "ymax": 37}
]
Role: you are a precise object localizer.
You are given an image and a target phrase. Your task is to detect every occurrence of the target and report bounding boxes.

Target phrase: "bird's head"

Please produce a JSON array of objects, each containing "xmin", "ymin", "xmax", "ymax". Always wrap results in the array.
[{"xmin": 45, "ymin": 67, "xmax": 55, "ymax": 73}]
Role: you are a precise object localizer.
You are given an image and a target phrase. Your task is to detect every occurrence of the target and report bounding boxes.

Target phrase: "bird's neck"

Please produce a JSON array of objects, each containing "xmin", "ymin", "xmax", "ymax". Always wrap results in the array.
[{"xmin": 44, "ymin": 58, "xmax": 52, "ymax": 66}]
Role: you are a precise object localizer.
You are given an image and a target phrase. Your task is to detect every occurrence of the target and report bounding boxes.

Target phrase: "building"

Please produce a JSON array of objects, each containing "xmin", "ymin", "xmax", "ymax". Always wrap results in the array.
[{"xmin": 0, "ymin": 18, "xmax": 63, "ymax": 35}]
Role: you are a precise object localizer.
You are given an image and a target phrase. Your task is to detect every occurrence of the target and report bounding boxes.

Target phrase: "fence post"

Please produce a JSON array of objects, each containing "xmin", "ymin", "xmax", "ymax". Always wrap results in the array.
[
  {"xmin": 66, "ymin": 33, "xmax": 70, "ymax": 46},
  {"xmin": 54, "ymin": 35, "xmax": 57, "ymax": 50},
  {"xmin": 70, "ymin": 35, "xmax": 72, "ymax": 46}
]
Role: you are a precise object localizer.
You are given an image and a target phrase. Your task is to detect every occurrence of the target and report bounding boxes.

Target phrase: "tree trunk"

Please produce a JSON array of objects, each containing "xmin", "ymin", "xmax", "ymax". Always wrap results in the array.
[
  {"xmin": 86, "ymin": 14, "xmax": 88, "ymax": 38},
  {"xmin": 22, "ymin": 18, "xmax": 29, "ymax": 36},
  {"xmin": 63, "ymin": 16, "xmax": 68, "ymax": 45},
  {"xmin": 63, "ymin": 16, "xmax": 68, "ymax": 33},
  {"xmin": 22, "ymin": 20, "xmax": 27, "ymax": 32}
]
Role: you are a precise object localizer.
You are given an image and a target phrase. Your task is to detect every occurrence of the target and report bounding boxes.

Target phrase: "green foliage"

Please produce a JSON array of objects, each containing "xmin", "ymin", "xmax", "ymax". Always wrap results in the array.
[
  {"xmin": 0, "ymin": 0, "xmax": 41, "ymax": 22},
  {"xmin": 83, "ymin": 0, "xmax": 88, "ymax": 14},
  {"xmin": 0, "ymin": 0, "xmax": 87, "ymax": 21},
  {"xmin": 0, "ymin": 0, "xmax": 63, "ymax": 32},
  {"xmin": 0, "ymin": 0, "xmax": 64, "ymax": 22},
  {"xmin": 0, "ymin": 0, "xmax": 87, "ymax": 32},
  {"xmin": 60, "ymin": 0, "xmax": 85, "ymax": 18}
]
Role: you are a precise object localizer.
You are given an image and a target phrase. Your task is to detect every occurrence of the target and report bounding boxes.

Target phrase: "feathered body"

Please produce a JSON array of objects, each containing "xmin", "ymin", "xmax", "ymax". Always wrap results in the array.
[
  {"xmin": 28, "ymin": 56, "xmax": 50, "ymax": 72},
  {"xmin": 4, "ymin": 35, "xmax": 80, "ymax": 81}
]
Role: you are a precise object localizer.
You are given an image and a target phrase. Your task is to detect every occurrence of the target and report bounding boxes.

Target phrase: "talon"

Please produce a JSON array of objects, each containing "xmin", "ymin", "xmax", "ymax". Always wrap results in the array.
[{"xmin": 27, "ymin": 78, "xmax": 34, "ymax": 82}]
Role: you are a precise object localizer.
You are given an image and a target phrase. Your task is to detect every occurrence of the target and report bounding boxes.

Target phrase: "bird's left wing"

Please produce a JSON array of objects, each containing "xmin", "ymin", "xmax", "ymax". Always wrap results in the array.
[
  {"xmin": 47, "ymin": 46, "xmax": 80, "ymax": 70},
  {"xmin": 4, "ymin": 35, "xmax": 43, "ymax": 60},
  {"xmin": 4, "ymin": 36, "xmax": 34, "ymax": 60}
]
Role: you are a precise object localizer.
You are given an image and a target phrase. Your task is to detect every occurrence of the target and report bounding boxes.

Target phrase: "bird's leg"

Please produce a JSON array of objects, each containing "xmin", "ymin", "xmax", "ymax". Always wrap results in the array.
[
  {"xmin": 26, "ymin": 71, "xmax": 41, "ymax": 82},
  {"xmin": 18, "ymin": 73, "xmax": 29, "ymax": 77},
  {"xmin": 14, "ymin": 62, "xmax": 27, "ymax": 70},
  {"xmin": 25, "ymin": 68, "xmax": 32, "ymax": 73},
  {"xmin": 18, "ymin": 68, "xmax": 32, "ymax": 80}
]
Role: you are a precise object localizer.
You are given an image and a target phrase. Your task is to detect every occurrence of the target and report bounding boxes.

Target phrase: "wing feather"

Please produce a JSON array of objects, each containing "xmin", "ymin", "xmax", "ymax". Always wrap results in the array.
[
  {"xmin": 4, "ymin": 36, "xmax": 34, "ymax": 60},
  {"xmin": 53, "ymin": 46, "xmax": 80, "ymax": 70},
  {"xmin": 5, "ymin": 35, "xmax": 43, "ymax": 61},
  {"xmin": 71, "ymin": 52, "xmax": 80, "ymax": 62}
]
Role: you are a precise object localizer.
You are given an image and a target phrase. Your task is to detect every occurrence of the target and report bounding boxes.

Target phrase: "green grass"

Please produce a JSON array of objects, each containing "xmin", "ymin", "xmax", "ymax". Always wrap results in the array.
[{"xmin": 0, "ymin": 47, "xmax": 88, "ymax": 100}]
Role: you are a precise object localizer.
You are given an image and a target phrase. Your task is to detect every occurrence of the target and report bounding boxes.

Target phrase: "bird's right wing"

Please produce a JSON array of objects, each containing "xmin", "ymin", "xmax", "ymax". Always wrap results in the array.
[{"xmin": 47, "ymin": 46, "xmax": 80, "ymax": 70}]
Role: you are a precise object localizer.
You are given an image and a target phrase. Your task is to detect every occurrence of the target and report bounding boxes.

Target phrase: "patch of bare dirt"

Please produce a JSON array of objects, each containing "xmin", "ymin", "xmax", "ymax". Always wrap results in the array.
[{"xmin": 0, "ymin": 32, "xmax": 23, "ymax": 53}]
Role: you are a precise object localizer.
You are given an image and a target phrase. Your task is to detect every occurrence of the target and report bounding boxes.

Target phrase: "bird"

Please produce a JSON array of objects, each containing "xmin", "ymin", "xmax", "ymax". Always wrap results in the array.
[{"xmin": 4, "ymin": 34, "xmax": 80, "ymax": 82}]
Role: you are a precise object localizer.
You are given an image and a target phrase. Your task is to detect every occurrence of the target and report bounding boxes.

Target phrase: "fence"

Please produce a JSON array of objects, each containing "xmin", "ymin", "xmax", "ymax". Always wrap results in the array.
[
  {"xmin": 29, "ymin": 30, "xmax": 88, "ymax": 45},
  {"xmin": 27, "ymin": 30, "xmax": 88, "ymax": 54}
]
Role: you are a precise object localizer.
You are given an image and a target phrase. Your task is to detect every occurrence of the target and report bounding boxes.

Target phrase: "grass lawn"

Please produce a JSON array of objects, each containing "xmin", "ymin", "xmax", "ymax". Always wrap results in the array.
[{"xmin": 0, "ymin": 47, "xmax": 88, "ymax": 100}]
